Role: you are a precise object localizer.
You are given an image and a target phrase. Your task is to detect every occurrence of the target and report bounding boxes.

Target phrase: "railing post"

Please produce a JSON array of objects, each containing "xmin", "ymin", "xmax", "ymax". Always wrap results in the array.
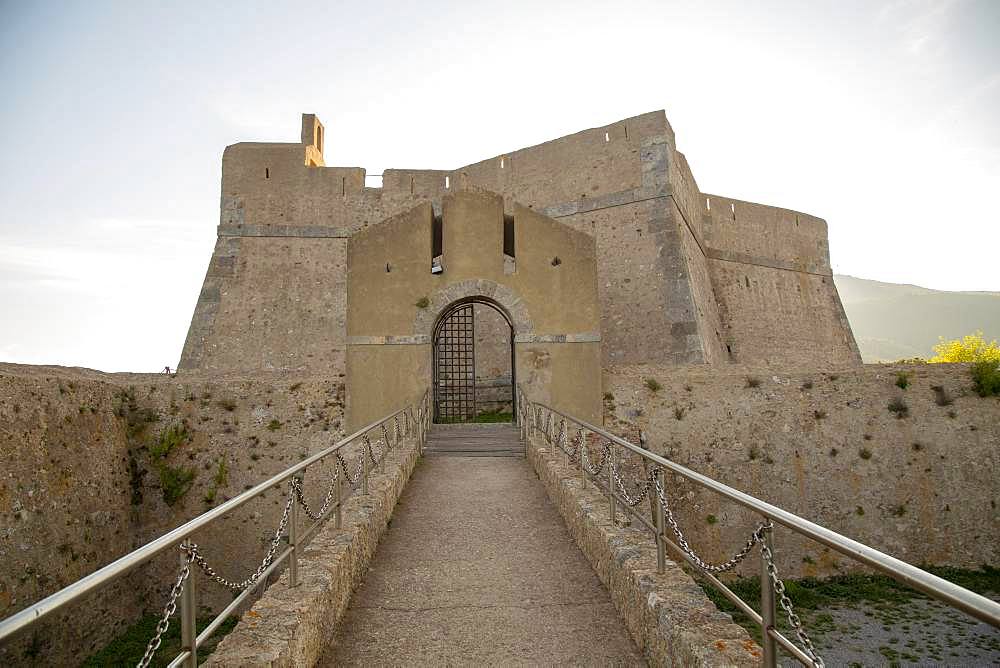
[
  {"xmin": 179, "ymin": 543, "xmax": 197, "ymax": 667},
  {"xmin": 335, "ymin": 465, "xmax": 343, "ymax": 529},
  {"xmin": 655, "ymin": 470, "xmax": 666, "ymax": 574},
  {"xmin": 380, "ymin": 427, "xmax": 387, "ymax": 474},
  {"xmin": 608, "ymin": 443, "xmax": 617, "ymax": 525},
  {"xmin": 289, "ymin": 480, "xmax": 299, "ymax": 588},
  {"xmin": 362, "ymin": 444, "xmax": 369, "ymax": 496},
  {"xmin": 761, "ymin": 527, "xmax": 778, "ymax": 667},
  {"xmin": 579, "ymin": 433, "xmax": 587, "ymax": 488}
]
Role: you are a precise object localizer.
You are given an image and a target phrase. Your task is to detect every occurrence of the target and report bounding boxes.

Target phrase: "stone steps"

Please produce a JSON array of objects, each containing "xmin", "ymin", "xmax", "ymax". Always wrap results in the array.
[{"xmin": 424, "ymin": 423, "xmax": 523, "ymax": 457}]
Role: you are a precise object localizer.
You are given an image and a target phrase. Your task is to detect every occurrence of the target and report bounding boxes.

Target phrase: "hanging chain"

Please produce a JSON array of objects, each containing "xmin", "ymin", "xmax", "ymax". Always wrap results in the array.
[
  {"xmin": 609, "ymin": 460, "xmax": 656, "ymax": 506},
  {"xmin": 582, "ymin": 440, "xmax": 612, "ymax": 475},
  {"xmin": 188, "ymin": 484, "xmax": 294, "ymax": 591},
  {"xmin": 651, "ymin": 475, "xmax": 768, "ymax": 573},
  {"xmin": 137, "ymin": 545, "xmax": 195, "ymax": 668},
  {"xmin": 761, "ymin": 540, "xmax": 825, "ymax": 667},
  {"xmin": 292, "ymin": 474, "xmax": 337, "ymax": 521}
]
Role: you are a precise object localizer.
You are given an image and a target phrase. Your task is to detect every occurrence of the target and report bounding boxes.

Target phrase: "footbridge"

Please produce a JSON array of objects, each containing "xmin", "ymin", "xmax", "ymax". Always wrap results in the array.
[{"xmin": 2, "ymin": 390, "xmax": 999, "ymax": 667}]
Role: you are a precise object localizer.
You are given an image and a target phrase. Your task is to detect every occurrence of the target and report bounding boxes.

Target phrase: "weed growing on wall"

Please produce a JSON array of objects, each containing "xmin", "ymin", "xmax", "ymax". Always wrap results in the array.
[
  {"xmin": 414, "ymin": 297, "xmax": 430, "ymax": 308},
  {"xmin": 930, "ymin": 385, "xmax": 953, "ymax": 406},
  {"xmin": 888, "ymin": 397, "xmax": 909, "ymax": 418},
  {"xmin": 971, "ymin": 360, "xmax": 1000, "ymax": 397}
]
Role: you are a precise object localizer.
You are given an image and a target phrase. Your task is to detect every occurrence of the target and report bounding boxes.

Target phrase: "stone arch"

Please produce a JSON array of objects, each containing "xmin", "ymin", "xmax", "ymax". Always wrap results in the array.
[{"xmin": 414, "ymin": 279, "xmax": 533, "ymax": 337}]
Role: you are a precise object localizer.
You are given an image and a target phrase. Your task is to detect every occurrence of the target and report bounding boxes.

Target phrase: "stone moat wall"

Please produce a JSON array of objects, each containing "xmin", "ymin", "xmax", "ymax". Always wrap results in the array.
[
  {"xmin": 0, "ymin": 364, "xmax": 352, "ymax": 666},
  {"xmin": 601, "ymin": 362, "xmax": 999, "ymax": 578},
  {"xmin": 2, "ymin": 361, "xmax": 995, "ymax": 665}
]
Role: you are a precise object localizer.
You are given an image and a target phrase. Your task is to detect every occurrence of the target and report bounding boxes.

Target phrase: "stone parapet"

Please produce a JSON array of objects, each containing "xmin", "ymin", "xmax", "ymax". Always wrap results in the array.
[
  {"xmin": 204, "ymin": 435, "xmax": 421, "ymax": 667},
  {"xmin": 526, "ymin": 433, "xmax": 761, "ymax": 667}
]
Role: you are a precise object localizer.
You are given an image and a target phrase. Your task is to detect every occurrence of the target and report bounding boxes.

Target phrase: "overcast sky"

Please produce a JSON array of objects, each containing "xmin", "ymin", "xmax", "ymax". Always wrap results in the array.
[{"xmin": 1, "ymin": 0, "xmax": 997, "ymax": 371}]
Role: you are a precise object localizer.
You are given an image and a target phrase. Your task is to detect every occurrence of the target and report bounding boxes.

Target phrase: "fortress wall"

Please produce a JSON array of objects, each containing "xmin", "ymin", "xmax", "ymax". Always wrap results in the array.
[
  {"xmin": 186, "ymin": 111, "xmax": 860, "ymax": 375},
  {"xmin": 709, "ymin": 262, "xmax": 859, "ymax": 366},
  {"xmin": 667, "ymin": 149, "xmax": 707, "ymax": 242},
  {"xmin": 703, "ymin": 194, "xmax": 831, "ymax": 274},
  {"xmin": 603, "ymin": 362, "xmax": 1000, "ymax": 579},
  {"xmin": 454, "ymin": 110, "xmax": 668, "ymax": 210},
  {"xmin": 0, "ymin": 365, "xmax": 350, "ymax": 666},
  {"xmin": 183, "ymin": 236, "xmax": 348, "ymax": 374},
  {"xmin": 553, "ymin": 199, "xmax": 689, "ymax": 366},
  {"xmin": 672, "ymin": 199, "xmax": 728, "ymax": 364},
  {"xmin": 700, "ymin": 194, "xmax": 860, "ymax": 366}
]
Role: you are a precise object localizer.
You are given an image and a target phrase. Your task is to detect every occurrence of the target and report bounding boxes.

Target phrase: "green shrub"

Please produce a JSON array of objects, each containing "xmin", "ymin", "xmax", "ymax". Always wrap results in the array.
[
  {"xmin": 414, "ymin": 296, "xmax": 430, "ymax": 309},
  {"xmin": 213, "ymin": 459, "xmax": 228, "ymax": 487},
  {"xmin": 895, "ymin": 372, "xmax": 910, "ymax": 390},
  {"xmin": 859, "ymin": 447, "xmax": 872, "ymax": 460},
  {"xmin": 159, "ymin": 465, "xmax": 195, "ymax": 506},
  {"xmin": 150, "ymin": 424, "xmax": 190, "ymax": 460},
  {"xmin": 644, "ymin": 377, "xmax": 661, "ymax": 392},
  {"xmin": 971, "ymin": 360, "xmax": 1000, "ymax": 397},
  {"xmin": 217, "ymin": 399, "xmax": 236, "ymax": 412},
  {"xmin": 706, "ymin": 514, "xmax": 718, "ymax": 525},
  {"xmin": 673, "ymin": 406, "xmax": 686, "ymax": 420},
  {"xmin": 745, "ymin": 376, "xmax": 761, "ymax": 388},
  {"xmin": 267, "ymin": 419, "xmax": 282, "ymax": 431}
]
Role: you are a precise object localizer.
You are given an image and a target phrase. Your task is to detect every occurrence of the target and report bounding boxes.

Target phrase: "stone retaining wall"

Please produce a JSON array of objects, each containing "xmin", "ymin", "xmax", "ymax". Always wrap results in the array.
[
  {"xmin": 526, "ymin": 431, "xmax": 761, "ymax": 667},
  {"xmin": 204, "ymin": 434, "xmax": 421, "ymax": 666}
]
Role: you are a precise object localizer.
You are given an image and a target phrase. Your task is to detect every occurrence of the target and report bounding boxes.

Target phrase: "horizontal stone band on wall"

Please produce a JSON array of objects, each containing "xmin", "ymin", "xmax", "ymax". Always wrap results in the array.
[
  {"xmin": 514, "ymin": 333, "xmax": 601, "ymax": 343},
  {"xmin": 218, "ymin": 224, "xmax": 352, "ymax": 238},
  {"xmin": 347, "ymin": 335, "xmax": 432, "ymax": 346},
  {"xmin": 346, "ymin": 333, "xmax": 600, "ymax": 345},
  {"xmin": 706, "ymin": 247, "xmax": 830, "ymax": 277}
]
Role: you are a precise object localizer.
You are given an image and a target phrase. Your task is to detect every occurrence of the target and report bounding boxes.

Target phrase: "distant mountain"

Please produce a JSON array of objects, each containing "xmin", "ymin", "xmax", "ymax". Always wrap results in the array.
[{"xmin": 834, "ymin": 275, "xmax": 1000, "ymax": 363}]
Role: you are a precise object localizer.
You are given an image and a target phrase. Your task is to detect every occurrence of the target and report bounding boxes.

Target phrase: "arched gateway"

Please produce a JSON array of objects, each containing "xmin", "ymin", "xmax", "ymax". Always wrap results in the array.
[{"xmin": 345, "ymin": 190, "xmax": 602, "ymax": 430}]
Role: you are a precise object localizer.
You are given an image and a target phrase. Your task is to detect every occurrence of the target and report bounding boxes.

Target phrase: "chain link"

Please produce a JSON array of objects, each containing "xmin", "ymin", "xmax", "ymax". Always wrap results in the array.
[
  {"xmin": 609, "ymin": 460, "xmax": 656, "ymax": 507},
  {"xmin": 762, "ymin": 540, "xmax": 825, "ymax": 667},
  {"xmin": 137, "ymin": 546, "xmax": 195, "ymax": 668},
  {"xmin": 292, "ymin": 475, "xmax": 337, "ymax": 521}
]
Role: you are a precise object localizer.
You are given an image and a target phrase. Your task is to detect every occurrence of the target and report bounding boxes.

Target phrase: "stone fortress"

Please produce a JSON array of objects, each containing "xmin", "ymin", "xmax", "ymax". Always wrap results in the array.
[
  {"xmin": 180, "ymin": 111, "xmax": 861, "ymax": 426},
  {"xmin": 2, "ymin": 111, "xmax": 997, "ymax": 666}
]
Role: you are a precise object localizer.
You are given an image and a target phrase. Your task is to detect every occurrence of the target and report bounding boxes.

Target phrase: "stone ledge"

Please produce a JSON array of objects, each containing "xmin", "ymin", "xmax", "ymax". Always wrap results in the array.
[
  {"xmin": 526, "ymin": 434, "xmax": 761, "ymax": 667},
  {"xmin": 204, "ymin": 436, "xmax": 421, "ymax": 667}
]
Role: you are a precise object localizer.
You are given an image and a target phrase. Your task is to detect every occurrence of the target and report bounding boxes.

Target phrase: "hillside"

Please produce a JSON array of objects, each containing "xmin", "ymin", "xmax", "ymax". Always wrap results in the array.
[{"xmin": 834, "ymin": 275, "xmax": 1000, "ymax": 362}]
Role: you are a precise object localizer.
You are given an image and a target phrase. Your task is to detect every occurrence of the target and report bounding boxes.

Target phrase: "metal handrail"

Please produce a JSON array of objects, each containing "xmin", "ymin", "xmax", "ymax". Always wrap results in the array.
[
  {"xmin": 0, "ymin": 389, "xmax": 431, "ymax": 666},
  {"xmin": 518, "ymin": 392, "xmax": 1000, "ymax": 666}
]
